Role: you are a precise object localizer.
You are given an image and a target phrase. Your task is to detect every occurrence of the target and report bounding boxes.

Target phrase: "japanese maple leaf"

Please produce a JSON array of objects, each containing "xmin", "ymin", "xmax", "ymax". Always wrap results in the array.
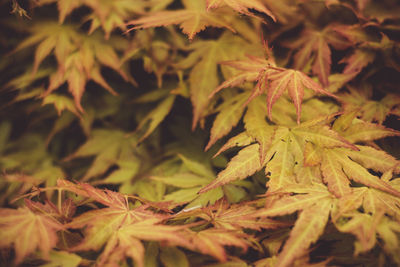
[
  {"xmin": 205, "ymin": 91, "xmax": 249, "ymax": 151},
  {"xmin": 339, "ymin": 86, "xmax": 400, "ymax": 124},
  {"xmin": 255, "ymin": 184, "xmax": 335, "ymax": 267},
  {"xmin": 0, "ymin": 200, "xmax": 64, "ymax": 264},
  {"xmin": 339, "ymin": 49, "xmax": 375, "ymax": 76},
  {"xmin": 243, "ymin": 96, "xmax": 276, "ymax": 164},
  {"xmin": 201, "ymin": 117, "xmax": 357, "ymax": 194},
  {"xmin": 83, "ymin": 0, "xmax": 147, "ymax": 38},
  {"xmin": 199, "ymin": 143, "xmax": 263, "ymax": 193},
  {"xmin": 36, "ymin": 0, "xmax": 146, "ymax": 37},
  {"xmin": 151, "ymin": 154, "xmax": 224, "ymax": 209},
  {"xmin": 335, "ymin": 212, "xmax": 381, "ymax": 255},
  {"xmin": 60, "ymin": 182, "xmax": 189, "ymax": 267},
  {"xmin": 174, "ymin": 33, "xmax": 260, "ymax": 129},
  {"xmin": 64, "ymin": 183, "xmax": 175, "ymax": 251},
  {"xmin": 206, "ymin": 0, "xmax": 276, "ymax": 21},
  {"xmin": 96, "ymin": 218, "xmax": 189, "ymax": 267},
  {"xmin": 323, "ymin": 148, "xmax": 400, "ymax": 198},
  {"xmin": 176, "ymin": 199, "xmax": 290, "ymax": 231},
  {"xmin": 65, "ymin": 129, "xmax": 139, "ymax": 180},
  {"xmin": 336, "ymin": 176, "xmax": 400, "ymax": 221},
  {"xmin": 334, "ymin": 175, "xmax": 400, "ymax": 259},
  {"xmin": 285, "ymin": 25, "xmax": 350, "ymax": 86},
  {"xmin": 182, "ymin": 228, "xmax": 249, "ymax": 262},
  {"xmin": 303, "ymin": 114, "xmax": 400, "ymax": 198},
  {"xmin": 127, "ymin": 0, "xmax": 234, "ymax": 40},
  {"xmin": 340, "ymin": 120, "xmax": 400, "ymax": 144},
  {"xmin": 210, "ymin": 54, "xmax": 337, "ymax": 124},
  {"xmin": 13, "ymin": 22, "xmax": 133, "ymax": 112}
]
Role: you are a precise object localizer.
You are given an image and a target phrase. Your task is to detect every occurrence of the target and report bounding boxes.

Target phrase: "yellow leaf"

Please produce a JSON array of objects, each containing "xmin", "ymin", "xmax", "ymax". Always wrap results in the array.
[
  {"xmin": 342, "ymin": 121, "xmax": 400, "ymax": 143},
  {"xmin": 321, "ymin": 149, "xmax": 352, "ymax": 198},
  {"xmin": 334, "ymin": 149, "xmax": 400, "ymax": 198},
  {"xmin": 136, "ymin": 95, "xmax": 176, "ymax": 142},
  {"xmin": 213, "ymin": 132, "xmax": 253, "ymax": 158},
  {"xmin": 244, "ymin": 97, "xmax": 276, "ymax": 164},
  {"xmin": 206, "ymin": 92, "xmax": 249, "ymax": 150},
  {"xmin": 276, "ymin": 199, "xmax": 331, "ymax": 267},
  {"xmin": 199, "ymin": 144, "xmax": 262, "ymax": 193}
]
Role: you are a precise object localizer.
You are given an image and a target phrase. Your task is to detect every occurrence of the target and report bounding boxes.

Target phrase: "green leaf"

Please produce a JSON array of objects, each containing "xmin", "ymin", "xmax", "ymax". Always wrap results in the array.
[
  {"xmin": 160, "ymin": 247, "xmax": 189, "ymax": 267},
  {"xmin": 136, "ymin": 95, "xmax": 176, "ymax": 142},
  {"xmin": 40, "ymin": 250, "xmax": 82, "ymax": 267}
]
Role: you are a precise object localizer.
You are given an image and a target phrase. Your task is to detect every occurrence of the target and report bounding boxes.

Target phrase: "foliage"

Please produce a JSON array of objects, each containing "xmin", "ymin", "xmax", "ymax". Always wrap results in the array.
[{"xmin": 1, "ymin": 0, "xmax": 400, "ymax": 266}]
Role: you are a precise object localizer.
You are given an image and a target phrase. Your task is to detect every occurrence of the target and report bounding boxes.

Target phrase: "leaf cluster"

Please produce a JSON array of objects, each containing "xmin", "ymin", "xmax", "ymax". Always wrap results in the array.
[{"xmin": 1, "ymin": 0, "xmax": 400, "ymax": 266}]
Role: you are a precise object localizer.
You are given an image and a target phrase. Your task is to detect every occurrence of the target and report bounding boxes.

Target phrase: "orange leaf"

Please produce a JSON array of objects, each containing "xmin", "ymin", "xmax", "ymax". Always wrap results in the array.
[
  {"xmin": 0, "ymin": 204, "xmax": 63, "ymax": 264},
  {"xmin": 267, "ymin": 69, "xmax": 337, "ymax": 124},
  {"xmin": 184, "ymin": 228, "xmax": 249, "ymax": 262},
  {"xmin": 206, "ymin": 0, "xmax": 276, "ymax": 21},
  {"xmin": 127, "ymin": 0, "xmax": 234, "ymax": 40}
]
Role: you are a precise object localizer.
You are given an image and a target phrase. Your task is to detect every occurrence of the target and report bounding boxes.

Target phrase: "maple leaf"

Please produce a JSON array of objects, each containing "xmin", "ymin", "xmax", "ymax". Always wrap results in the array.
[
  {"xmin": 376, "ymin": 215, "xmax": 400, "ymax": 265},
  {"xmin": 243, "ymin": 96, "xmax": 276, "ymax": 164},
  {"xmin": 65, "ymin": 184, "xmax": 170, "ymax": 245},
  {"xmin": 339, "ymin": 87, "xmax": 400, "ymax": 124},
  {"xmin": 127, "ymin": 0, "xmax": 235, "ymax": 40},
  {"xmin": 136, "ymin": 94, "xmax": 176, "ymax": 142},
  {"xmin": 176, "ymin": 199, "xmax": 290, "ymax": 231},
  {"xmin": 344, "ymin": 145, "xmax": 400, "ymax": 174},
  {"xmin": 333, "ymin": 174, "xmax": 400, "ymax": 258},
  {"xmin": 202, "ymin": 118, "xmax": 355, "ymax": 194},
  {"xmin": 0, "ymin": 200, "xmax": 64, "ymax": 264},
  {"xmin": 65, "ymin": 129, "xmax": 139, "ymax": 180},
  {"xmin": 199, "ymin": 143, "xmax": 263, "ymax": 193},
  {"xmin": 0, "ymin": 132, "xmax": 66, "ymax": 201},
  {"xmin": 96, "ymin": 218, "xmax": 189, "ymax": 267},
  {"xmin": 255, "ymin": 184, "xmax": 334, "ymax": 267},
  {"xmin": 320, "ymin": 149, "xmax": 352, "ymax": 198},
  {"xmin": 42, "ymin": 93, "xmax": 81, "ymax": 118},
  {"xmin": 265, "ymin": 69, "xmax": 337, "ymax": 124},
  {"xmin": 335, "ymin": 177, "xmax": 400, "ymax": 222},
  {"xmin": 174, "ymin": 33, "xmax": 261, "ymax": 129},
  {"xmin": 205, "ymin": 91, "xmax": 249, "ymax": 151},
  {"xmin": 335, "ymin": 212, "xmax": 380, "ymax": 255},
  {"xmin": 210, "ymin": 54, "xmax": 338, "ymax": 124},
  {"xmin": 327, "ymin": 148, "xmax": 400, "ymax": 198},
  {"xmin": 286, "ymin": 25, "xmax": 350, "ymax": 86},
  {"xmin": 40, "ymin": 250, "xmax": 82, "ymax": 267},
  {"xmin": 213, "ymin": 131, "xmax": 253, "ymax": 158},
  {"xmin": 83, "ymin": 0, "xmax": 147, "ymax": 39},
  {"xmin": 13, "ymin": 23, "xmax": 78, "ymax": 76},
  {"xmin": 183, "ymin": 228, "xmax": 249, "ymax": 262},
  {"xmin": 341, "ymin": 121, "xmax": 400, "ymax": 144},
  {"xmin": 206, "ymin": 0, "xmax": 276, "ymax": 21},
  {"xmin": 340, "ymin": 49, "xmax": 375, "ymax": 76},
  {"xmin": 36, "ymin": 0, "xmax": 147, "ymax": 38},
  {"xmin": 151, "ymin": 155, "xmax": 224, "ymax": 209},
  {"xmin": 59, "ymin": 182, "xmax": 190, "ymax": 267},
  {"xmin": 209, "ymin": 55, "xmax": 273, "ymax": 100},
  {"xmin": 275, "ymin": 199, "xmax": 332, "ymax": 267},
  {"xmin": 13, "ymin": 22, "xmax": 133, "ymax": 112}
]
